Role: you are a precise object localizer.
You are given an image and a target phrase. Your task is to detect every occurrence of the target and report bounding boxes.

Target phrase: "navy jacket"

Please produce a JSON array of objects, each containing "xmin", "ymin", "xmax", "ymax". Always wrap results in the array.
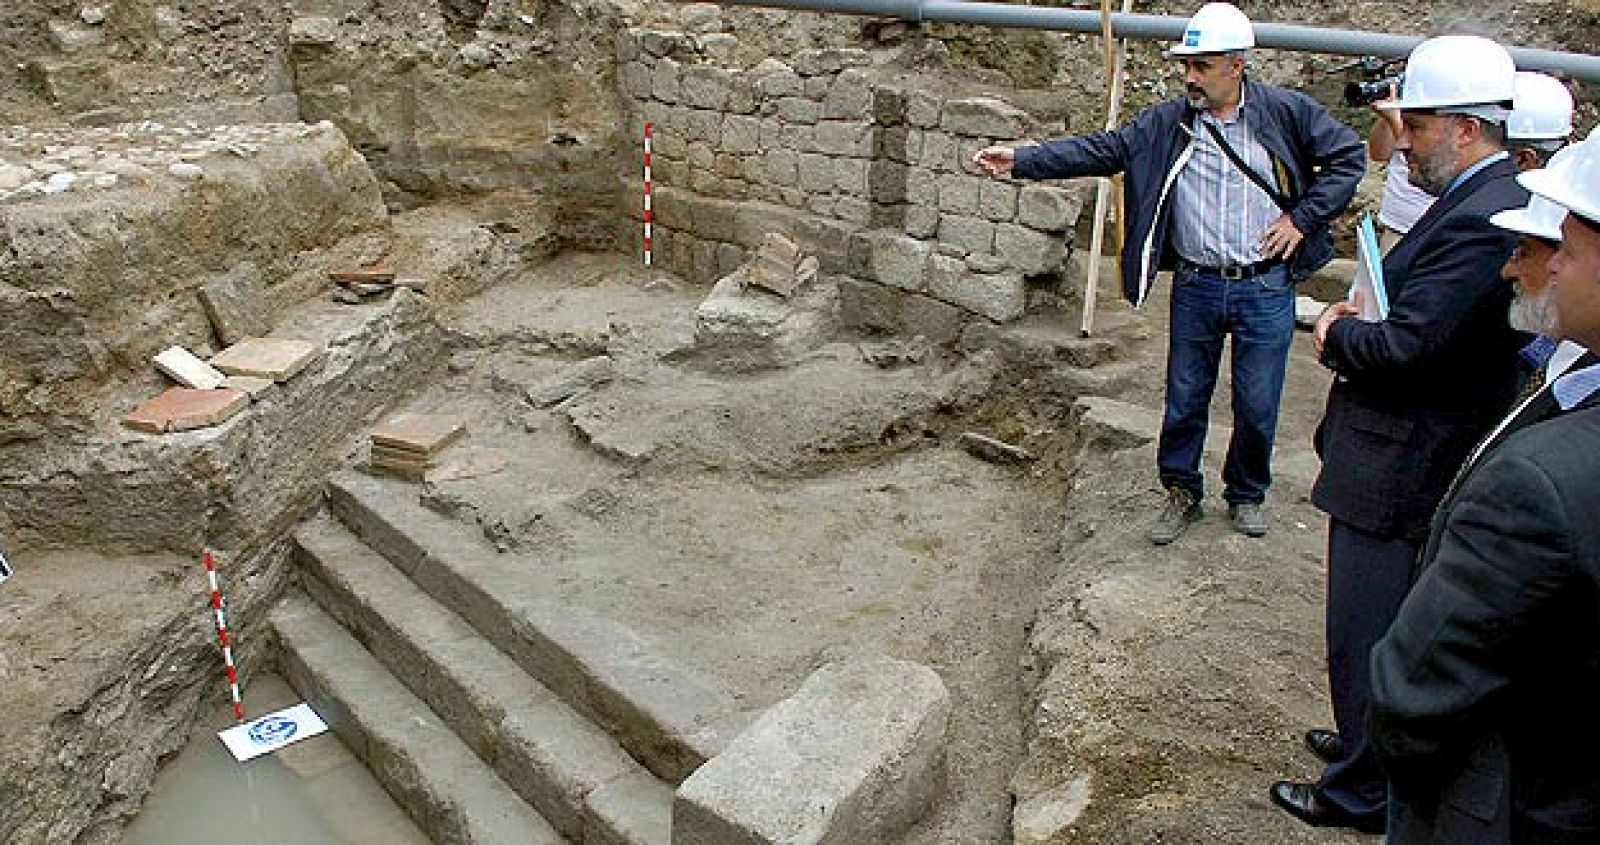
[
  {"xmin": 1371, "ymin": 385, "xmax": 1600, "ymax": 843},
  {"xmin": 1012, "ymin": 77, "xmax": 1364, "ymax": 306},
  {"xmin": 1312, "ymin": 157, "xmax": 1528, "ymax": 541}
]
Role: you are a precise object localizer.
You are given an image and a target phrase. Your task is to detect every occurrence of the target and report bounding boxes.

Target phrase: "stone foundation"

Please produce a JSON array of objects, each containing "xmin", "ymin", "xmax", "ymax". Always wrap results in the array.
[{"xmin": 615, "ymin": 29, "xmax": 1095, "ymax": 334}]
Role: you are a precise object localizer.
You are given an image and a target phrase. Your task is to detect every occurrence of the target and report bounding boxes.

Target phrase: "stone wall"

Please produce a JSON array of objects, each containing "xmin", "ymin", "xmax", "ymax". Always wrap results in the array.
[{"xmin": 616, "ymin": 28, "xmax": 1095, "ymax": 334}]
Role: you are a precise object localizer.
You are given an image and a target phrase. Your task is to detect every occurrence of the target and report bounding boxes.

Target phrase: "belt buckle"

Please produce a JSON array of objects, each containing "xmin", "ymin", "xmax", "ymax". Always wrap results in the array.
[{"xmin": 1220, "ymin": 265, "xmax": 1245, "ymax": 280}]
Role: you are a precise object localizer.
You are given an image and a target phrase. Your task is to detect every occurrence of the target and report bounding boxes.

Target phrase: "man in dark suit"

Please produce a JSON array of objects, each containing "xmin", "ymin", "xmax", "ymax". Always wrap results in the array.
[
  {"xmin": 1268, "ymin": 35, "xmax": 1530, "ymax": 832},
  {"xmin": 1369, "ymin": 132, "xmax": 1600, "ymax": 843}
]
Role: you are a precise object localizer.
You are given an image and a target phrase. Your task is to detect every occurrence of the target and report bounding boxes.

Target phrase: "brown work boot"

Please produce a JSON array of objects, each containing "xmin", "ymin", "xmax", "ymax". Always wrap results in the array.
[{"xmin": 1148, "ymin": 487, "xmax": 1203, "ymax": 545}]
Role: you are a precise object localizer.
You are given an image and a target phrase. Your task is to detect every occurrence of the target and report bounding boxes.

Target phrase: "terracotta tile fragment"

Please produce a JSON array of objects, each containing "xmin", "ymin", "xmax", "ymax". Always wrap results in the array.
[
  {"xmin": 209, "ymin": 337, "xmax": 319, "ymax": 382},
  {"xmin": 328, "ymin": 267, "xmax": 396, "ymax": 284},
  {"xmin": 122, "ymin": 387, "xmax": 248, "ymax": 433},
  {"xmin": 370, "ymin": 414, "xmax": 464, "ymax": 454}
]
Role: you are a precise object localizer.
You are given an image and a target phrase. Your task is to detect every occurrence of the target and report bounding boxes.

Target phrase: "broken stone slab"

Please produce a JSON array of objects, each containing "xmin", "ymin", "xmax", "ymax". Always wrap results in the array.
[
  {"xmin": 371, "ymin": 413, "xmax": 465, "ymax": 455},
  {"xmin": 693, "ymin": 272, "xmax": 839, "ymax": 371},
  {"xmin": 858, "ymin": 337, "xmax": 930, "ymax": 369},
  {"xmin": 122, "ymin": 387, "xmax": 248, "ymax": 433},
  {"xmin": 958, "ymin": 431, "xmax": 1036, "ymax": 464},
  {"xmin": 674, "ymin": 656, "xmax": 949, "ymax": 845},
  {"xmin": 209, "ymin": 337, "xmax": 319, "ymax": 382},
  {"xmin": 198, "ymin": 262, "xmax": 269, "ymax": 345},
  {"xmin": 153, "ymin": 345, "xmax": 226, "ymax": 389},
  {"xmin": 1012, "ymin": 775, "xmax": 1093, "ymax": 844},
  {"xmin": 1073, "ymin": 396, "xmax": 1160, "ymax": 451},
  {"xmin": 526, "ymin": 356, "xmax": 615, "ymax": 409},
  {"xmin": 745, "ymin": 233, "xmax": 819, "ymax": 298},
  {"xmin": 287, "ymin": 15, "xmax": 340, "ymax": 49}
]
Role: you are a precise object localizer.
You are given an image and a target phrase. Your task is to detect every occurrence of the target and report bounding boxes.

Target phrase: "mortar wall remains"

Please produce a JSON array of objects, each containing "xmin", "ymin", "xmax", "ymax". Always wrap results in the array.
[{"xmin": 615, "ymin": 28, "xmax": 1094, "ymax": 329}]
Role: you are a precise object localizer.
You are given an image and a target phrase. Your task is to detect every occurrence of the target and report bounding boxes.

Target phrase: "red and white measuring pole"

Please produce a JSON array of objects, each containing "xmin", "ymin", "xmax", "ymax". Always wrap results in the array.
[
  {"xmin": 203, "ymin": 548, "xmax": 245, "ymax": 723},
  {"xmin": 643, "ymin": 121, "xmax": 653, "ymax": 267}
]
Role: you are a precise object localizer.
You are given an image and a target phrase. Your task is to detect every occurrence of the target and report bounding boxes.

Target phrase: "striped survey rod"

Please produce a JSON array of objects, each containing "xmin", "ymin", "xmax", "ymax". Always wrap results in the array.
[
  {"xmin": 644, "ymin": 121, "xmax": 654, "ymax": 267},
  {"xmin": 202, "ymin": 548, "xmax": 245, "ymax": 722}
]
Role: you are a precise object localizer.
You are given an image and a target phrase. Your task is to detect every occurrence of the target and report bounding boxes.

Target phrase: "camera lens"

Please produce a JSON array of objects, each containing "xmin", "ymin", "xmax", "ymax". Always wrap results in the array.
[{"xmin": 1343, "ymin": 77, "xmax": 1398, "ymax": 108}]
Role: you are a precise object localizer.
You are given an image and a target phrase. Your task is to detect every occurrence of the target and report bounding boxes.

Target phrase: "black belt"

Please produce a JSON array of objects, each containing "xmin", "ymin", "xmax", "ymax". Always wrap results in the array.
[{"xmin": 1181, "ymin": 259, "xmax": 1283, "ymax": 280}]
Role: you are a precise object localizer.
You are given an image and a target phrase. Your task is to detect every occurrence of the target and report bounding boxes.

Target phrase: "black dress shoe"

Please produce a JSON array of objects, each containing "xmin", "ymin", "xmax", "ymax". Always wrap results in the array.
[
  {"xmin": 1269, "ymin": 781, "xmax": 1385, "ymax": 835},
  {"xmin": 1304, "ymin": 728, "xmax": 1346, "ymax": 764}
]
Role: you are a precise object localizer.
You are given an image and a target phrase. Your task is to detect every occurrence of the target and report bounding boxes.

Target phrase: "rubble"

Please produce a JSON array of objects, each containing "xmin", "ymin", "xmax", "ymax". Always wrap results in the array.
[
  {"xmin": 692, "ymin": 234, "xmax": 839, "ymax": 370},
  {"xmin": 958, "ymin": 431, "xmax": 1037, "ymax": 464},
  {"xmin": 198, "ymin": 263, "xmax": 270, "ymax": 346},
  {"xmin": 369, "ymin": 413, "xmax": 466, "ymax": 479}
]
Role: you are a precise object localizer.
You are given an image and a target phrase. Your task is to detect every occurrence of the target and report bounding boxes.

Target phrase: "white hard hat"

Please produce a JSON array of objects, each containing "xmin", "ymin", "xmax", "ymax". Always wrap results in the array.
[
  {"xmin": 1490, "ymin": 195, "xmax": 1568, "ymax": 242},
  {"xmin": 1508, "ymin": 72, "xmax": 1575, "ymax": 141},
  {"xmin": 1520, "ymin": 135, "xmax": 1600, "ymax": 226},
  {"xmin": 1168, "ymin": 3, "xmax": 1254, "ymax": 56},
  {"xmin": 1379, "ymin": 35, "xmax": 1516, "ymax": 114}
]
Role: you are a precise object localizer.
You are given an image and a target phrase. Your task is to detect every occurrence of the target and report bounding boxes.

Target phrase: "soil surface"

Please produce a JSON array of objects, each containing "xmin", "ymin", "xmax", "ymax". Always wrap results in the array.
[
  {"xmin": 388, "ymin": 251, "xmax": 1071, "ymax": 842},
  {"xmin": 2, "ymin": 249, "xmax": 1385, "ymax": 844},
  {"xmin": 1018, "ymin": 285, "xmax": 1372, "ymax": 842}
]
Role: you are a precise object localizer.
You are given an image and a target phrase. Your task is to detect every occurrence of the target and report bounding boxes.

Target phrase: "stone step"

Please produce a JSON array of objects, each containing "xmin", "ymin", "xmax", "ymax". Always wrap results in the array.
[
  {"xmin": 326, "ymin": 469, "xmax": 739, "ymax": 784},
  {"xmin": 269, "ymin": 592, "xmax": 563, "ymax": 845},
  {"xmin": 293, "ymin": 516, "xmax": 670, "ymax": 844}
]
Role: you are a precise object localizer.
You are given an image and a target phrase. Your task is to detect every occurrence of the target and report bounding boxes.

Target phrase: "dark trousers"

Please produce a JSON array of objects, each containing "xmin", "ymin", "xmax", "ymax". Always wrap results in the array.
[
  {"xmin": 1321, "ymin": 518, "xmax": 1420, "ymax": 823},
  {"xmin": 1158, "ymin": 265, "xmax": 1295, "ymax": 504}
]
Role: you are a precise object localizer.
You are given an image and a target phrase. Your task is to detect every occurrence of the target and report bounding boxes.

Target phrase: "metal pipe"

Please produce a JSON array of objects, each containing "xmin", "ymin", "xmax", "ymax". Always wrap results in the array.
[
  {"xmin": 1082, "ymin": 0, "xmax": 1132, "ymax": 338},
  {"xmin": 704, "ymin": 0, "xmax": 1600, "ymax": 83}
]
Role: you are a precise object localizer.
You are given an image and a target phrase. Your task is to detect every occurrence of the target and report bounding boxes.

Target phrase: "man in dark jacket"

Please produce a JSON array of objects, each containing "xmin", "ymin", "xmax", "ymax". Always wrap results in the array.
[
  {"xmin": 1275, "ymin": 35, "xmax": 1530, "ymax": 833},
  {"xmin": 1369, "ymin": 132, "xmax": 1600, "ymax": 843},
  {"xmin": 974, "ymin": 2, "xmax": 1363, "ymax": 545}
]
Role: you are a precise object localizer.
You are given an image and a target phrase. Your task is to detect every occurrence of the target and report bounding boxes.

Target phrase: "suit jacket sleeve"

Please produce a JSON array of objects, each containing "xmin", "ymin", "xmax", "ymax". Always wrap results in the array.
[
  {"xmin": 1283, "ymin": 92, "xmax": 1364, "ymax": 237},
  {"xmin": 1368, "ymin": 451, "xmax": 1576, "ymax": 785},
  {"xmin": 1321, "ymin": 214, "xmax": 1516, "ymax": 375}
]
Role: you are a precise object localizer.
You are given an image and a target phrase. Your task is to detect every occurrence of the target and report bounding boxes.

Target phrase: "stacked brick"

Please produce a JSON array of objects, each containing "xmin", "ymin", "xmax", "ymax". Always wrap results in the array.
[{"xmin": 617, "ymin": 28, "xmax": 1092, "ymax": 329}]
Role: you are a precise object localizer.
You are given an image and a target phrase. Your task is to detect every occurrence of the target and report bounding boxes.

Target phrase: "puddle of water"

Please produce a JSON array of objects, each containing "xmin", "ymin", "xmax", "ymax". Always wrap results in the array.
[{"xmin": 124, "ymin": 672, "xmax": 429, "ymax": 845}]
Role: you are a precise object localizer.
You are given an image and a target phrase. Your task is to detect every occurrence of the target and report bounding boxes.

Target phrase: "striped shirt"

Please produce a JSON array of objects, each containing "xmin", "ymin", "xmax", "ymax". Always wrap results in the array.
[{"xmin": 1169, "ymin": 100, "xmax": 1283, "ymax": 268}]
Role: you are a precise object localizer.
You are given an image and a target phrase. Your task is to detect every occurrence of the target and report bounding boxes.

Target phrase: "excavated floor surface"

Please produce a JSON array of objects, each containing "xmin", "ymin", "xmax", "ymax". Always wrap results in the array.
[
  {"xmin": 10, "ymin": 245, "xmax": 1383, "ymax": 844},
  {"xmin": 365, "ymin": 251, "xmax": 1068, "ymax": 842}
]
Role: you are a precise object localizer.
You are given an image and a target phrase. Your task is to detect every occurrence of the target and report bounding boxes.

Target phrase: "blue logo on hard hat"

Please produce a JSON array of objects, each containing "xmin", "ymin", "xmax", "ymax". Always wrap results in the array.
[
  {"xmin": 1184, "ymin": 29, "xmax": 1201, "ymax": 47},
  {"xmin": 248, "ymin": 715, "xmax": 299, "ymax": 745}
]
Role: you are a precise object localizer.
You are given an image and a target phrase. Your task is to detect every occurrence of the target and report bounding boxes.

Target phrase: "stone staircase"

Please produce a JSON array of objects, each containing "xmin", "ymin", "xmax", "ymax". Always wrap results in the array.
[{"xmin": 272, "ymin": 470, "xmax": 745, "ymax": 844}]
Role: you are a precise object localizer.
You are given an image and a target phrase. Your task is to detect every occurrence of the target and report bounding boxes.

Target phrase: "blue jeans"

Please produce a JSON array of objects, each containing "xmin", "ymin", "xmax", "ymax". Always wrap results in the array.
[{"xmin": 1157, "ymin": 265, "xmax": 1295, "ymax": 504}]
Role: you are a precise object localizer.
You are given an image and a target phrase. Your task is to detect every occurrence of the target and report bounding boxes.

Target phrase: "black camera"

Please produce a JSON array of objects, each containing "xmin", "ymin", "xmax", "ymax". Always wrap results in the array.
[
  {"xmin": 1328, "ymin": 55, "xmax": 1405, "ymax": 107},
  {"xmin": 1344, "ymin": 76, "xmax": 1402, "ymax": 107}
]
